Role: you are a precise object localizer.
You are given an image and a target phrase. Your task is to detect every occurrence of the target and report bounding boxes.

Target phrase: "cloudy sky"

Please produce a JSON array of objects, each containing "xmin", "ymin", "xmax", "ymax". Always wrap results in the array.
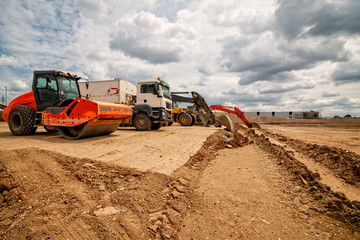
[{"xmin": 0, "ymin": 0, "xmax": 359, "ymax": 117}]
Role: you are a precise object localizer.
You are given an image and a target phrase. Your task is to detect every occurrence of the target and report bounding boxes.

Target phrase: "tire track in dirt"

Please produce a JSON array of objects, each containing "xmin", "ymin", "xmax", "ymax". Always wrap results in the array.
[
  {"xmin": 260, "ymin": 130, "xmax": 360, "ymax": 202},
  {"xmin": 240, "ymin": 126, "xmax": 360, "ymax": 230}
]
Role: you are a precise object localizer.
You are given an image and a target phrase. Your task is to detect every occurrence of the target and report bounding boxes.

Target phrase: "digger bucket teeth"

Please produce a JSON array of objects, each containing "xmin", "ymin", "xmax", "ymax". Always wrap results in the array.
[{"xmin": 251, "ymin": 122, "xmax": 261, "ymax": 129}]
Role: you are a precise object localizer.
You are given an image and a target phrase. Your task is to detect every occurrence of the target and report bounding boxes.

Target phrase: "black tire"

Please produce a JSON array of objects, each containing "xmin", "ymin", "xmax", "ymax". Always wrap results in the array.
[
  {"xmin": 178, "ymin": 113, "xmax": 192, "ymax": 126},
  {"xmin": 151, "ymin": 123, "xmax": 162, "ymax": 130},
  {"xmin": 8, "ymin": 105, "xmax": 37, "ymax": 135},
  {"xmin": 190, "ymin": 115, "xmax": 196, "ymax": 126},
  {"xmin": 167, "ymin": 122, "xmax": 174, "ymax": 126},
  {"xmin": 44, "ymin": 126, "xmax": 58, "ymax": 133},
  {"xmin": 133, "ymin": 113, "xmax": 152, "ymax": 131}
]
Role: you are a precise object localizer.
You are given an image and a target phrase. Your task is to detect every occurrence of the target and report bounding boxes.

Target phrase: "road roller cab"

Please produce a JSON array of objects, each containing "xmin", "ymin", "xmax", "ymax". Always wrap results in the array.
[{"xmin": 3, "ymin": 70, "xmax": 132, "ymax": 139}]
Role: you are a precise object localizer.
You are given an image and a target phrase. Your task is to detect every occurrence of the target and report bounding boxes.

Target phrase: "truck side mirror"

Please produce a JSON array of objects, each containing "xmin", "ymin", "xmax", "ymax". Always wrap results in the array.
[{"xmin": 155, "ymin": 83, "xmax": 162, "ymax": 97}]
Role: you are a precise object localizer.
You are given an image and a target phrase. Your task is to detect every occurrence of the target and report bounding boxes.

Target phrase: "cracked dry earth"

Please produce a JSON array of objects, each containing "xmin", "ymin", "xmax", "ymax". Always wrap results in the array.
[{"xmin": 0, "ymin": 120, "xmax": 360, "ymax": 239}]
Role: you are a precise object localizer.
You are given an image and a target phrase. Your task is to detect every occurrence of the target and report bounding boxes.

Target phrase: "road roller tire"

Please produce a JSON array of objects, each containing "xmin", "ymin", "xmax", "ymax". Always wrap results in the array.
[
  {"xmin": 57, "ymin": 123, "xmax": 119, "ymax": 140},
  {"xmin": 134, "ymin": 113, "xmax": 152, "ymax": 131},
  {"xmin": 8, "ymin": 105, "xmax": 37, "ymax": 135},
  {"xmin": 178, "ymin": 113, "xmax": 192, "ymax": 126},
  {"xmin": 151, "ymin": 123, "xmax": 162, "ymax": 130}
]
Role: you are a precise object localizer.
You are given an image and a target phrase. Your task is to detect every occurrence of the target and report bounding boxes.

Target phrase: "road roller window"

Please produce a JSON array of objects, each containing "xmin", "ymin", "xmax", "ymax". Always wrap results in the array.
[
  {"xmin": 35, "ymin": 75, "xmax": 59, "ymax": 102},
  {"xmin": 57, "ymin": 76, "xmax": 80, "ymax": 99}
]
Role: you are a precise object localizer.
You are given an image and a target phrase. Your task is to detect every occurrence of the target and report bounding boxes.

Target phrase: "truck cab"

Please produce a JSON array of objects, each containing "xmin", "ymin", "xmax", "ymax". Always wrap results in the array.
[
  {"xmin": 135, "ymin": 79, "xmax": 172, "ymax": 120},
  {"xmin": 133, "ymin": 79, "xmax": 172, "ymax": 130}
]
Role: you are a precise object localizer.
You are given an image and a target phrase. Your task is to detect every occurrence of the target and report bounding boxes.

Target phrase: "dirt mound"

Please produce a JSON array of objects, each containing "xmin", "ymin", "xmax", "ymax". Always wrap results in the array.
[
  {"xmin": 243, "ymin": 127, "xmax": 360, "ymax": 229},
  {"xmin": 0, "ymin": 148, "xmax": 173, "ymax": 239},
  {"xmin": 184, "ymin": 130, "xmax": 252, "ymax": 172},
  {"xmin": 0, "ymin": 162, "xmax": 21, "ymax": 208}
]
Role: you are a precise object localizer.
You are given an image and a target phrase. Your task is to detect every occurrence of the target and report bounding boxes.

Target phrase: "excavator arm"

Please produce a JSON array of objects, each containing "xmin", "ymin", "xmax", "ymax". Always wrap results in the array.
[{"xmin": 210, "ymin": 105, "xmax": 260, "ymax": 129}]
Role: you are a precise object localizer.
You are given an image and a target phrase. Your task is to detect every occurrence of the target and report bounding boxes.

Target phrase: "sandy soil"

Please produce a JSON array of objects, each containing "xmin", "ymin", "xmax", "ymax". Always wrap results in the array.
[
  {"xmin": 0, "ymin": 123, "xmax": 218, "ymax": 175},
  {"xmin": 0, "ymin": 119, "xmax": 359, "ymax": 239}
]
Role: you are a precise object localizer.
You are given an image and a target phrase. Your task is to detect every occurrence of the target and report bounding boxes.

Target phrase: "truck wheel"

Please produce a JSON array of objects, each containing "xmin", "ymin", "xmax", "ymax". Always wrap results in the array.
[
  {"xmin": 151, "ymin": 123, "xmax": 162, "ymax": 130},
  {"xmin": 190, "ymin": 115, "xmax": 196, "ymax": 126},
  {"xmin": 134, "ymin": 113, "xmax": 152, "ymax": 131},
  {"xmin": 8, "ymin": 105, "xmax": 37, "ymax": 135},
  {"xmin": 178, "ymin": 113, "xmax": 192, "ymax": 126}
]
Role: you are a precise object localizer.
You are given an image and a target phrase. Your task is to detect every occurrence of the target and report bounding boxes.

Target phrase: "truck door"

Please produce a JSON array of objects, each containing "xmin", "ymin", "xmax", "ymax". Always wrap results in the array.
[{"xmin": 138, "ymin": 83, "xmax": 161, "ymax": 108}]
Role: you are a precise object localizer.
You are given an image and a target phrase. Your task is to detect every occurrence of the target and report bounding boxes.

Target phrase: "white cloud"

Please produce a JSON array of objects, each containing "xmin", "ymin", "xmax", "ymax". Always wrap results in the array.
[
  {"xmin": 10, "ymin": 80, "xmax": 29, "ymax": 92},
  {"xmin": 109, "ymin": 11, "xmax": 195, "ymax": 64},
  {"xmin": 0, "ymin": 55, "xmax": 27, "ymax": 67}
]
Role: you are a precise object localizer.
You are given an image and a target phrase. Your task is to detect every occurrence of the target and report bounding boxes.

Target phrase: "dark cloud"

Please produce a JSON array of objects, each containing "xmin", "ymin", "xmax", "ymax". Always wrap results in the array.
[
  {"xmin": 220, "ymin": 0, "xmax": 353, "ymax": 86},
  {"xmin": 222, "ymin": 89, "xmax": 280, "ymax": 105},
  {"xmin": 109, "ymin": 11, "xmax": 191, "ymax": 64},
  {"xmin": 332, "ymin": 61, "xmax": 360, "ymax": 85},
  {"xmin": 275, "ymin": 0, "xmax": 360, "ymax": 39},
  {"xmin": 258, "ymin": 81, "xmax": 315, "ymax": 94},
  {"xmin": 194, "ymin": 76, "xmax": 209, "ymax": 86},
  {"xmin": 110, "ymin": 37, "xmax": 181, "ymax": 64},
  {"xmin": 322, "ymin": 92, "xmax": 339, "ymax": 98},
  {"xmin": 178, "ymin": 83, "xmax": 188, "ymax": 89}
]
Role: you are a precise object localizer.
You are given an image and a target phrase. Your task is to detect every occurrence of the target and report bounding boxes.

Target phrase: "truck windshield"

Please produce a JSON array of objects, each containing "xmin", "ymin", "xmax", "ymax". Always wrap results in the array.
[
  {"xmin": 161, "ymin": 85, "xmax": 171, "ymax": 99},
  {"xmin": 57, "ymin": 76, "xmax": 80, "ymax": 99}
]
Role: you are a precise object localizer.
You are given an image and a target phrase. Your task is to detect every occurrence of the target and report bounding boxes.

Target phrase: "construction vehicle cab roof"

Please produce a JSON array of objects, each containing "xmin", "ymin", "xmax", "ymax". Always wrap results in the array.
[
  {"xmin": 138, "ymin": 79, "xmax": 170, "ymax": 88},
  {"xmin": 34, "ymin": 70, "xmax": 80, "ymax": 80}
]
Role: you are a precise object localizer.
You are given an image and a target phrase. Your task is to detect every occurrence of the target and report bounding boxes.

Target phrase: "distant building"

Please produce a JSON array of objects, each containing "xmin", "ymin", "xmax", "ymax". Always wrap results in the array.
[{"xmin": 245, "ymin": 111, "xmax": 320, "ymax": 119}]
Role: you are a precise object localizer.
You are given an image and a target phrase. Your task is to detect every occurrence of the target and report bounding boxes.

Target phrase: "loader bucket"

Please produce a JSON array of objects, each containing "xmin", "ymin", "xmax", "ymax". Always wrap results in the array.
[
  {"xmin": 42, "ymin": 98, "xmax": 132, "ymax": 139},
  {"xmin": 215, "ymin": 115, "xmax": 235, "ymax": 132}
]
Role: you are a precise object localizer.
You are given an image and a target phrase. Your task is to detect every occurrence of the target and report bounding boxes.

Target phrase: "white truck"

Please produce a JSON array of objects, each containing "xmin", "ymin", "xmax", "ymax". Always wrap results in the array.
[{"xmin": 79, "ymin": 78, "xmax": 172, "ymax": 130}]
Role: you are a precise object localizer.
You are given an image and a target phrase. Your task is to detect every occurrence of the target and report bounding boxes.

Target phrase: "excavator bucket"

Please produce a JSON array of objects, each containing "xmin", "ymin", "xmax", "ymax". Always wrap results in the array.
[
  {"xmin": 42, "ymin": 98, "xmax": 132, "ymax": 139},
  {"xmin": 250, "ymin": 122, "xmax": 261, "ymax": 129},
  {"xmin": 215, "ymin": 115, "xmax": 235, "ymax": 132}
]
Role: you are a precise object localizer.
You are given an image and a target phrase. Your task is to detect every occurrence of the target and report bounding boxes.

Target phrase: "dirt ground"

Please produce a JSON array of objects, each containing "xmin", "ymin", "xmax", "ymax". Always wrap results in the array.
[{"xmin": 0, "ymin": 118, "xmax": 359, "ymax": 239}]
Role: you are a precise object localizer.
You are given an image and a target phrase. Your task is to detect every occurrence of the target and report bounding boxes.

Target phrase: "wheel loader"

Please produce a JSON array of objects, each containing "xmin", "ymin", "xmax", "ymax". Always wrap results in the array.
[
  {"xmin": 171, "ymin": 91, "xmax": 235, "ymax": 132},
  {"xmin": 2, "ymin": 70, "xmax": 132, "ymax": 139},
  {"xmin": 171, "ymin": 91, "xmax": 260, "ymax": 131}
]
